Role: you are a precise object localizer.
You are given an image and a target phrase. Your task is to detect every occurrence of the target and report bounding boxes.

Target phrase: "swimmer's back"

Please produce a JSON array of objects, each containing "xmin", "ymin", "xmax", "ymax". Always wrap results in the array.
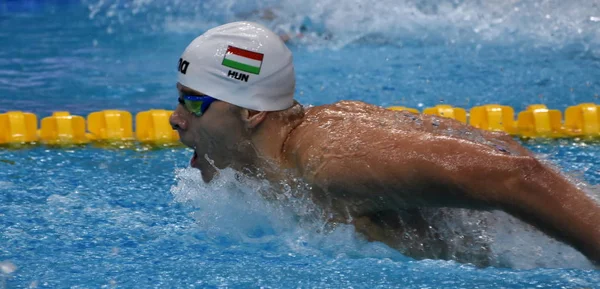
[
  {"xmin": 295, "ymin": 100, "xmax": 529, "ymax": 157},
  {"xmin": 282, "ymin": 100, "xmax": 600, "ymax": 264},
  {"xmin": 284, "ymin": 100, "xmax": 526, "ymax": 213}
]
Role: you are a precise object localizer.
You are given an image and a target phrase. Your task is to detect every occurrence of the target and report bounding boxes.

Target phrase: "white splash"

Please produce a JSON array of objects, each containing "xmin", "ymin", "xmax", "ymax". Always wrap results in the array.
[
  {"xmin": 169, "ymin": 167, "xmax": 408, "ymax": 259},
  {"xmin": 169, "ymin": 164, "xmax": 595, "ymax": 268},
  {"xmin": 83, "ymin": 0, "xmax": 600, "ymax": 52},
  {"xmin": 0, "ymin": 261, "xmax": 16, "ymax": 275},
  {"xmin": 430, "ymin": 208, "xmax": 593, "ymax": 269}
]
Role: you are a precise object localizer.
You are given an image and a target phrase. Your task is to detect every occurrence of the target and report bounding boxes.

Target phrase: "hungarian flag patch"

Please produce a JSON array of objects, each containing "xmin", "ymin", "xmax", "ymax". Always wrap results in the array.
[{"xmin": 222, "ymin": 46, "xmax": 264, "ymax": 75}]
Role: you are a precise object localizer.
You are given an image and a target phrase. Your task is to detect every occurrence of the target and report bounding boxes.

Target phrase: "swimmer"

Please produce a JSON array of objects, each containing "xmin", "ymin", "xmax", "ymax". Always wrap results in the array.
[{"xmin": 170, "ymin": 21, "xmax": 600, "ymax": 266}]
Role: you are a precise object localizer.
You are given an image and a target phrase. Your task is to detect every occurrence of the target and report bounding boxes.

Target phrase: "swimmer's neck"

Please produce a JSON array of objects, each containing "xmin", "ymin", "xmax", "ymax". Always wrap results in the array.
[
  {"xmin": 243, "ymin": 103, "xmax": 306, "ymax": 180},
  {"xmin": 200, "ymin": 103, "xmax": 306, "ymax": 184}
]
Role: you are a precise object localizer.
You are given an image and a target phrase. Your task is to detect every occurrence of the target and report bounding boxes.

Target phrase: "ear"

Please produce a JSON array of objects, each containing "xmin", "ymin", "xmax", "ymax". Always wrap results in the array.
[{"xmin": 242, "ymin": 109, "xmax": 268, "ymax": 129}]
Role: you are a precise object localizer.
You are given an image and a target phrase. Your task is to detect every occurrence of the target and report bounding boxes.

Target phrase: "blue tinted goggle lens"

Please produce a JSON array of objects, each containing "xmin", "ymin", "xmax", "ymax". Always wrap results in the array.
[{"xmin": 180, "ymin": 95, "xmax": 217, "ymax": 116}]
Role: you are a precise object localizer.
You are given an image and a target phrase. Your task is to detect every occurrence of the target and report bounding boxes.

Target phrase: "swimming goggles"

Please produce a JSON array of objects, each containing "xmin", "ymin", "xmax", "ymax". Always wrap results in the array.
[{"xmin": 178, "ymin": 95, "xmax": 218, "ymax": 117}]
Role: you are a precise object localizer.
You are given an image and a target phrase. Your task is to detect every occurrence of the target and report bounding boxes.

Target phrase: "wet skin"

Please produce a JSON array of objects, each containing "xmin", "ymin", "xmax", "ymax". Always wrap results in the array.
[
  {"xmin": 170, "ymin": 84, "xmax": 600, "ymax": 267},
  {"xmin": 285, "ymin": 101, "xmax": 600, "ymax": 265}
]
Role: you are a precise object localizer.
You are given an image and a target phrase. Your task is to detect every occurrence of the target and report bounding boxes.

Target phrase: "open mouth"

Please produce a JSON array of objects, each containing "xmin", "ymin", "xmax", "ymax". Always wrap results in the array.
[{"xmin": 190, "ymin": 151, "xmax": 198, "ymax": 168}]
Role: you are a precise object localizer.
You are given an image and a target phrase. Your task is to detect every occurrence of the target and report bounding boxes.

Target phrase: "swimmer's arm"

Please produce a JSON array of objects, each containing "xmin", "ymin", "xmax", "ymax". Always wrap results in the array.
[
  {"xmin": 314, "ymin": 136, "xmax": 600, "ymax": 263},
  {"xmin": 443, "ymin": 146, "xmax": 600, "ymax": 264}
]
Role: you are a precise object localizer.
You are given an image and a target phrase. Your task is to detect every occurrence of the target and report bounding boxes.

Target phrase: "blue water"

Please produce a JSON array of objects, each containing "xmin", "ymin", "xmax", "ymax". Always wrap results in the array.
[{"xmin": 1, "ymin": 0, "xmax": 600, "ymax": 288}]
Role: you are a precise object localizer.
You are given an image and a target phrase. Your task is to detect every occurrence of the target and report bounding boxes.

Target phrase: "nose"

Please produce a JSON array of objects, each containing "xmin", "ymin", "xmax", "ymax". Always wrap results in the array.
[{"xmin": 169, "ymin": 106, "xmax": 188, "ymax": 131}]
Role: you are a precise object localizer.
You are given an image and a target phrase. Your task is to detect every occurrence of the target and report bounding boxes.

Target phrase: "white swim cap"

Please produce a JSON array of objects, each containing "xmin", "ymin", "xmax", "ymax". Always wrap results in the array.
[{"xmin": 177, "ymin": 21, "xmax": 295, "ymax": 111}]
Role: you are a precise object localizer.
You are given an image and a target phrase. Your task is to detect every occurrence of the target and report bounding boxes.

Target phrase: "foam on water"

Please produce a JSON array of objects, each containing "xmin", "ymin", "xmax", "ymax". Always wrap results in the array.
[
  {"xmin": 170, "ymin": 164, "xmax": 596, "ymax": 269},
  {"xmin": 83, "ymin": 0, "xmax": 600, "ymax": 53},
  {"xmin": 170, "ymin": 166, "xmax": 409, "ymax": 261},
  {"xmin": 2, "ymin": 1, "xmax": 600, "ymax": 285}
]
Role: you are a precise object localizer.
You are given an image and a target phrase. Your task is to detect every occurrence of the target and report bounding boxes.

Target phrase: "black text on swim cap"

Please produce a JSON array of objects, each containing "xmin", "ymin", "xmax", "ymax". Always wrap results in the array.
[
  {"xmin": 227, "ymin": 70, "xmax": 249, "ymax": 82},
  {"xmin": 178, "ymin": 58, "xmax": 190, "ymax": 74}
]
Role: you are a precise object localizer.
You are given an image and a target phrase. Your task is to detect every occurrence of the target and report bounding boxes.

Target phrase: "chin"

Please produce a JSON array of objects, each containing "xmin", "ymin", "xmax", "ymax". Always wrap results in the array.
[{"xmin": 180, "ymin": 139, "xmax": 196, "ymax": 150}]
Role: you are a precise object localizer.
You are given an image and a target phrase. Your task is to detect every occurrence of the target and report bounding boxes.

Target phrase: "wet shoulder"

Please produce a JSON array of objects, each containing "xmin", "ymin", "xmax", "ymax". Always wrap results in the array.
[
  {"xmin": 286, "ymin": 101, "xmax": 412, "ymax": 170},
  {"xmin": 292, "ymin": 100, "xmax": 529, "ymax": 157},
  {"xmin": 301, "ymin": 100, "xmax": 436, "ymax": 132},
  {"xmin": 304, "ymin": 100, "xmax": 389, "ymax": 119}
]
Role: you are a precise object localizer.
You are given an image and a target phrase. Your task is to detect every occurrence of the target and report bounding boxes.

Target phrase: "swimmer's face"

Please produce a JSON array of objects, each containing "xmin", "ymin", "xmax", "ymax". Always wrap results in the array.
[{"xmin": 170, "ymin": 83, "xmax": 249, "ymax": 170}]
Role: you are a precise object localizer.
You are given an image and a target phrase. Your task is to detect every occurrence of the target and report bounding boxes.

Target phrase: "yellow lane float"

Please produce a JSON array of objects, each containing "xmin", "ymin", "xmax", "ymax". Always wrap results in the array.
[
  {"xmin": 87, "ymin": 110, "xmax": 134, "ymax": 141},
  {"xmin": 135, "ymin": 109, "xmax": 179, "ymax": 144},
  {"xmin": 517, "ymin": 104, "xmax": 564, "ymax": 138},
  {"xmin": 2, "ymin": 102, "xmax": 600, "ymax": 147},
  {"xmin": 39, "ymin": 111, "xmax": 88, "ymax": 145},
  {"xmin": 387, "ymin": 106, "xmax": 419, "ymax": 114},
  {"xmin": 564, "ymin": 103, "xmax": 600, "ymax": 137},
  {"xmin": 0, "ymin": 111, "xmax": 38, "ymax": 144},
  {"xmin": 469, "ymin": 104, "xmax": 517, "ymax": 134},
  {"xmin": 423, "ymin": 105, "xmax": 467, "ymax": 124}
]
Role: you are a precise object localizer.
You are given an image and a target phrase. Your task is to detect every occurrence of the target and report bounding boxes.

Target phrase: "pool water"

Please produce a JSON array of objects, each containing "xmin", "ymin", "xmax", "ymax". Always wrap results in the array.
[{"xmin": 1, "ymin": 0, "xmax": 600, "ymax": 287}]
